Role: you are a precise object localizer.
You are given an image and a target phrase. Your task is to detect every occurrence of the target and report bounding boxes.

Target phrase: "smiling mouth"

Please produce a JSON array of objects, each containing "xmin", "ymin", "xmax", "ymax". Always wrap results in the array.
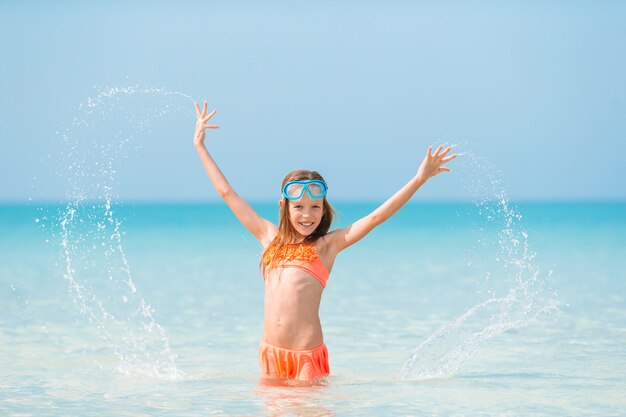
[{"xmin": 299, "ymin": 222, "xmax": 314, "ymax": 227}]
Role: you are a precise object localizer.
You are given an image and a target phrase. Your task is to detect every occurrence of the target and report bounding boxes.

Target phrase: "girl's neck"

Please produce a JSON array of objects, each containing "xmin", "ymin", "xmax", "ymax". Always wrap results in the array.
[{"xmin": 291, "ymin": 235, "xmax": 312, "ymax": 245}]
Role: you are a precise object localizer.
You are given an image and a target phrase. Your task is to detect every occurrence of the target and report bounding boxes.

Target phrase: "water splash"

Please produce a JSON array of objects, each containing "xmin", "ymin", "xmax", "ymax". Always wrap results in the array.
[
  {"xmin": 44, "ymin": 85, "xmax": 193, "ymax": 380},
  {"xmin": 401, "ymin": 147, "xmax": 560, "ymax": 381}
]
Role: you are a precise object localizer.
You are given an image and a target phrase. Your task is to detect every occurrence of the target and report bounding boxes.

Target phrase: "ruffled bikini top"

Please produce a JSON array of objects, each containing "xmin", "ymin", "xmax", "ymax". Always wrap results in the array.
[{"xmin": 261, "ymin": 242, "xmax": 330, "ymax": 288}]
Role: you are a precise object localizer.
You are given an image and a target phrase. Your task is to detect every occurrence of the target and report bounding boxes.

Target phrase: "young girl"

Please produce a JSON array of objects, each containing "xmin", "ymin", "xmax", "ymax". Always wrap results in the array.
[{"xmin": 193, "ymin": 101, "xmax": 456, "ymax": 383}]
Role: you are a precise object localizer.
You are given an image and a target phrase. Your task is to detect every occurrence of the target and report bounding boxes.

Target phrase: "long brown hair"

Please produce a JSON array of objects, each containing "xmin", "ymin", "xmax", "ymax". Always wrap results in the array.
[{"xmin": 261, "ymin": 170, "xmax": 334, "ymax": 270}]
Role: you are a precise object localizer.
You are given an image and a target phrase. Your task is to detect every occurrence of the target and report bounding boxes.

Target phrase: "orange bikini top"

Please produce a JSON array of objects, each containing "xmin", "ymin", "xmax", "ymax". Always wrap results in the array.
[{"xmin": 261, "ymin": 242, "xmax": 330, "ymax": 288}]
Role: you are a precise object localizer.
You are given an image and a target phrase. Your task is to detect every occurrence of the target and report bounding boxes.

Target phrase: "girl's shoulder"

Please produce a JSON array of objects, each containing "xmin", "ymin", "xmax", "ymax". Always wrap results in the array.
[
  {"xmin": 318, "ymin": 228, "xmax": 344, "ymax": 245},
  {"xmin": 315, "ymin": 230, "xmax": 342, "ymax": 255}
]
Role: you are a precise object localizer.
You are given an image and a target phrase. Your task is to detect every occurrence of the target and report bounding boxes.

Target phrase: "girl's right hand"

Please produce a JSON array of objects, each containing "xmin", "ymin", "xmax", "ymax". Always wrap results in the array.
[{"xmin": 194, "ymin": 101, "xmax": 219, "ymax": 148}]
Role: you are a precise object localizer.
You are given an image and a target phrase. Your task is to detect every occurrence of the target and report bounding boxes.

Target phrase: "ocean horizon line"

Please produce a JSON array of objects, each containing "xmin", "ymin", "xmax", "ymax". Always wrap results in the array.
[{"xmin": 1, "ymin": 197, "xmax": 625, "ymax": 206}]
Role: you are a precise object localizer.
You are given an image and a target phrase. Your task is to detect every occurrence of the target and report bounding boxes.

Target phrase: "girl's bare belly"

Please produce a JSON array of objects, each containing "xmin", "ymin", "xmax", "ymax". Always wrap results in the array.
[{"xmin": 263, "ymin": 269, "xmax": 324, "ymax": 350}]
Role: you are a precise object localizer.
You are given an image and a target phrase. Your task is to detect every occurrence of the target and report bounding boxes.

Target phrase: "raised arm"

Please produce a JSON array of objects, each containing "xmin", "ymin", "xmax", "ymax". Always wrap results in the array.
[
  {"xmin": 193, "ymin": 101, "xmax": 277, "ymax": 247},
  {"xmin": 327, "ymin": 145, "xmax": 457, "ymax": 253}
]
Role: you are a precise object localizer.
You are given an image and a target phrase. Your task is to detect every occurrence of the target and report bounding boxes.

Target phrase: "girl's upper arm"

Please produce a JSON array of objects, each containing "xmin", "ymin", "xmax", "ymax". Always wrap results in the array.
[
  {"xmin": 222, "ymin": 190, "xmax": 277, "ymax": 247},
  {"xmin": 327, "ymin": 212, "xmax": 383, "ymax": 254}
]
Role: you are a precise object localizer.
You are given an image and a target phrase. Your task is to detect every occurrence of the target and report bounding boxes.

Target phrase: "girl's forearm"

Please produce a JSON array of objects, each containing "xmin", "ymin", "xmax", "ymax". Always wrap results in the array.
[
  {"xmin": 370, "ymin": 173, "xmax": 428, "ymax": 224},
  {"xmin": 195, "ymin": 144, "xmax": 233, "ymax": 197}
]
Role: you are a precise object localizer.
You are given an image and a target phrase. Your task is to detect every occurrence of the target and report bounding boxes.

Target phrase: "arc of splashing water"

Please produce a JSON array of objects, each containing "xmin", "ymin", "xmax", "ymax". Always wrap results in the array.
[
  {"xmin": 401, "ymin": 149, "xmax": 560, "ymax": 381},
  {"xmin": 55, "ymin": 86, "xmax": 194, "ymax": 379},
  {"xmin": 60, "ymin": 197, "xmax": 183, "ymax": 379},
  {"xmin": 81, "ymin": 85, "xmax": 194, "ymax": 111}
]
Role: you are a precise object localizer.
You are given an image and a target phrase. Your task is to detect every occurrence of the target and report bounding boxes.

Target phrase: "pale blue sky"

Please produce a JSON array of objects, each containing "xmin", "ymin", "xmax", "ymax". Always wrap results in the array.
[{"xmin": 1, "ymin": 1, "xmax": 625, "ymax": 202}]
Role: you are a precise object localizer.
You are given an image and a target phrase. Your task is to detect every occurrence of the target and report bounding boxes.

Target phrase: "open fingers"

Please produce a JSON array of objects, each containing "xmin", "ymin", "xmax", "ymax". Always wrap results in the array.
[
  {"xmin": 203, "ymin": 109, "xmax": 217, "ymax": 122},
  {"xmin": 440, "ymin": 145, "xmax": 453, "ymax": 158},
  {"xmin": 202, "ymin": 101, "xmax": 208, "ymax": 117},
  {"xmin": 427, "ymin": 146, "xmax": 433, "ymax": 157},
  {"xmin": 195, "ymin": 102, "xmax": 201, "ymax": 117},
  {"xmin": 442, "ymin": 153, "xmax": 457, "ymax": 163},
  {"xmin": 203, "ymin": 124, "xmax": 219, "ymax": 129},
  {"xmin": 433, "ymin": 144, "xmax": 444, "ymax": 157}
]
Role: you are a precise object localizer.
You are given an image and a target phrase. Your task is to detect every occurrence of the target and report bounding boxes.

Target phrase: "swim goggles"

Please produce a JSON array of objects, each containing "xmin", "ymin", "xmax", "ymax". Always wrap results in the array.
[{"xmin": 282, "ymin": 180, "xmax": 328, "ymax": 200}]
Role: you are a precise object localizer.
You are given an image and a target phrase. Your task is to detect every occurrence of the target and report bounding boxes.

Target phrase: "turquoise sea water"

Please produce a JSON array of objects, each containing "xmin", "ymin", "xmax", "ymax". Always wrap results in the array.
[{"xmin": 1, "ymin": 201, "xmax": 624, "ymax": 416}]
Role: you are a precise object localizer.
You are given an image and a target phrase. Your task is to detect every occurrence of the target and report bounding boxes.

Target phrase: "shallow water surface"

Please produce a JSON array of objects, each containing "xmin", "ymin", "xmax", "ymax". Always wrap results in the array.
[{"xmin": 1, "ymin": 202, "xmax": 625, "ymax": 416}]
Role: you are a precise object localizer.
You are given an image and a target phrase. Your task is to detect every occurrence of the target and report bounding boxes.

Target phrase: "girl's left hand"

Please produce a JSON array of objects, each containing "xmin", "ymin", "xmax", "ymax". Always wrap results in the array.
[{"xmin": 416, "ymin": 145, "xmax": 457, "ymax": 181}]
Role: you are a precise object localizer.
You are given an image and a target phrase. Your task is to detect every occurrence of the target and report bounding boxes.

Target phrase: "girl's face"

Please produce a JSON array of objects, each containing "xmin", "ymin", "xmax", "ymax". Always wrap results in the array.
[{"xmin": 287, "ymin": 193, "xmax": 324, "ymax": 239}]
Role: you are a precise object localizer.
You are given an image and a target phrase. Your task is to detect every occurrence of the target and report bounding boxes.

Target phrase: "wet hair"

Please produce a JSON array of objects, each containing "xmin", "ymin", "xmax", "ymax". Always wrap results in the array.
[{"xmin": 260, "ymin": 169, "xmax": 334, "ymax": 270}]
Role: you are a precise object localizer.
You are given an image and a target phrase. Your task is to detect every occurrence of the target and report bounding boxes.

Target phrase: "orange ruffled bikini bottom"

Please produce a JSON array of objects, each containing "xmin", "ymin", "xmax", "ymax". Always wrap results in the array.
[{"xmin": 259, "ymin": 340, "xmax": 330, "ymax": 381}]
